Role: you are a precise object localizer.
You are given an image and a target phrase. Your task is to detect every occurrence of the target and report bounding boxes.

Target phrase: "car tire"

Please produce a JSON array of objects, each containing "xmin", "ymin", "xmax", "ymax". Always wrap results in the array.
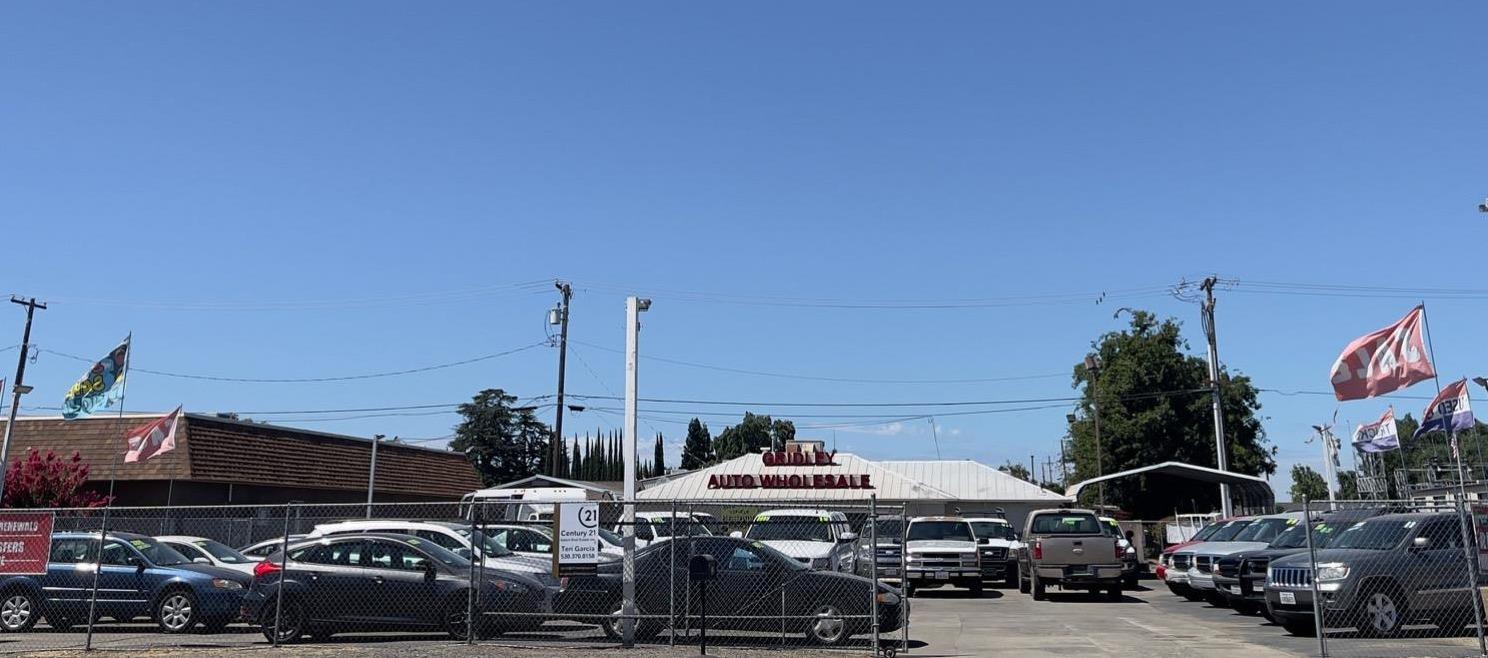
[
  {"xmin": 1107, "ymin": 586, "xmax": 1122, "ymax": 601},
  {"xmin": 1124, "ymin": 574, "xmax": 1139, "ymax": 589},
  {"xmin": 1206, "ymin": 591, "xmax": 1230, "ymax": 608},
  {"xmin": 1005, "ymin": 568, "xmax": 1017, "ymax": 588},
  {"xmin": 1031, "ymin": 572, "xmax": 1046, "ymax": 601},
  {"xmin": 156, "ymin": 590, "xmax": 198, "ymax": 634},
  {"xmin": 1232, "ymin": 601, "xmax": 1259, "ymax": 616},
  {"xmin": 969, "ymin": 581, "xmax": 984, "ymax": 598},
  {"xmin": 444, "ymin": 596, "xmax": 494, "ymax": 641},
  {"xmin": 601, "ymin": 602, "xmax": 661, "ymax": 641},
  {"xmin": 806, "ymin": 603, "xmax": 849, "ymax": 646},
  {"xmin": 259, "ymin": 598, "xmax": 307, "ymax": 644},
  {"xmin": 1017, "ymin": 570, "xmax": 1030, "ymax": 594},
  {"xmin": 0, "ymin": 591, "xmax": 39, "ymax": 632},
  {"xmin": 1355, "ymin": 588, "xmax": 1406, "ymax": 638},
  {"xmin": 904, "ymin": 584, "xmax": 916, "ymax": 598},
  {"xmin": 1281, "ymin": 619, "xmax": 1317, "ymax": 637}
]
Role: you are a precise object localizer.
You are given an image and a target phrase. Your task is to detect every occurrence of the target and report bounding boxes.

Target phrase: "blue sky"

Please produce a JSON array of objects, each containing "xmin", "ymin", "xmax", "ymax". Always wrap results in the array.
[{"xmin": 2, "ymin": 2, "xmax": 1486, "ymax": 502}]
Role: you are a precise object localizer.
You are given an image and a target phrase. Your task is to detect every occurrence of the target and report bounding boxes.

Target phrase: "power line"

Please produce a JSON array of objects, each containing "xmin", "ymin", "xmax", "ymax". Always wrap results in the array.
[
  {"xmin": 569, "ymin": 339, "xmax": 1065, "ymax": 385},
  {"xmin": 27, "ymin": 280, "xmax": 555, "ymax": 311},
  {"xmin": 567, "ymin": 388, "xmax": 1210, "ymax": 408},
  {"xmin": 571, "ymin": 280, "xmax": 1176, "ymax": 309},
  {"xmin": 38, "ymin": 342, "xmax": 546, "ymax": 383}
]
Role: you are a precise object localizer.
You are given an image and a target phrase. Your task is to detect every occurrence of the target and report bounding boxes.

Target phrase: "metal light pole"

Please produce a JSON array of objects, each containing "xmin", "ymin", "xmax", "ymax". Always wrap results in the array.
[
  {"xmin": 365, "ymin": 434, "xmax": 383, "ymax": 518},
  {"xmin": 0, "ymin": 297, "xmax": 45, "ymax": 505},
  {"xmin": 621, "ymin": 296, "xmax": 650, "ymax": 647},
  {"xmin": 1085, "ymin": 356, "xmax": 1104, "ymax": 511}
]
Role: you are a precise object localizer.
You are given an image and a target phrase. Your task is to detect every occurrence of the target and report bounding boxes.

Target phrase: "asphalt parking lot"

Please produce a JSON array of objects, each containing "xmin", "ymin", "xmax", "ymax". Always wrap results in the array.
[{"xmin": 6, "ymin": 580, "xmax": 1488, "ymax": 657}]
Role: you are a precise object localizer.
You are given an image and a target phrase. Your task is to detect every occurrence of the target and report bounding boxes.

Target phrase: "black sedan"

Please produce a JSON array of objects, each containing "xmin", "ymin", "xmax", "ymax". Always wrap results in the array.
[
  {"xmin": 565, "ymin": 536, "xmax": 906, "ymax": 646},
  {"xmin": 241, "ymin": 533, "xmax": 553, "ymax": 642}
]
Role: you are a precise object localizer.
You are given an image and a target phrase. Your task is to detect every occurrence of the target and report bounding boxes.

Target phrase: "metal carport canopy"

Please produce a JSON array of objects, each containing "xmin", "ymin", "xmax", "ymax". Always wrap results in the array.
[{"xmin": 1064, "ymin": 461, "xmax": 1274, "ymax": 510}]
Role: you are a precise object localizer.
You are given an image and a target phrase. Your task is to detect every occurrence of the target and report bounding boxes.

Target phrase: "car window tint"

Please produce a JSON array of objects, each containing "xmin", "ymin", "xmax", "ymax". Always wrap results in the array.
[
  {"xmin": 298, "ymin": 541, "xmax": 365, "ymax": 566},
  {"xmin": 365, "ymin": 540, "xmax": 429, "ymax": 571},
  {"xmin": 1029, "ymin": 515, "xmax": 1101, "ymax": 535},
  {"xmin": 1419, "ymin": 519, "xmax": 1462, "ymax": 549},
  {"xmin": 722, "ymin": 546, "xmax": 766, "ymax": 572},
  {"xmin": 101, "ymin": 541, "xmax": 134, "ymax": 566},
  {"xmin": 633, "ymin": 520, "xmax": 654, "ymax": 541},
  {"xmin": 165, "ymin": 542, "xmax": 201, "ymax": 560},
  {"xmin": 50, "ymin": 538, "xmax": 96, "ymax": 564},
  {"xmin": 521, "ymin": 530, "xmax": 552, "ymax": 553}
]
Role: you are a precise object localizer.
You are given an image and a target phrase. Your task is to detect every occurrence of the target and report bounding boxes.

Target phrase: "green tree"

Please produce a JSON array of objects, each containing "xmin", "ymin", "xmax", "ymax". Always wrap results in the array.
[
  {"xmin": 681, "ymin": 419, "xmax": 712, "ymax": 470},
  {"xmin": 1336, "ymin": 470, "xmax": 1359, "ymax": 499},
  {"xmin": 1289, "ymin": 464, "xmax": 1329, "ymax": 502},
  {"xmin": 714, "ymin": 413, "xmax": 797, "ymax": 461},
  {"xmin": 998, "ymin": 461, "xmax": 1033, "ymax": 483},
  {"xmin": 1067, "ymin": 311, "xmax": 1276, "ymax": 517},
  {"xmin": 652, "ymin": 433, "xmax": 666, "ymax": 476},
  {"xmin": 450, "ymin": 389, "xmax": 551, "ymax": 486},
  {"xmin": 570, "ymin": 439, "xmax": 582, "ymax": 479}
]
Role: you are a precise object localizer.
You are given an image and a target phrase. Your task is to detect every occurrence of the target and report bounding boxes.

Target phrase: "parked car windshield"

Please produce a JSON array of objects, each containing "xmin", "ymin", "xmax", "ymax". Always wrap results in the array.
[
  {"xmin": 865, "ymin": 519, "xmax": 905, "ymax": 539},
  {"xmin": 1208, "ymin": 520, "xmax": 1253, "ymax": 541},
  {"xmin": 402, "ymin": 538, "xmax": 471, "ymax": 569},
  {"xmin": 970, "ymin": 522, "xmax": 1015, "ymax": 541},
  {"xmin": 193, "ymin": 539, "xmax": 251, "ymax": 564},
  {"xmin": 1029, "ymin": 514, "xmax": 1101, "ymax": 535},
  {"xmin": 127, "ymin": 537, "xmax": 191, "ymax": 566},
  {"xmin": 649, "ymin": 518, "xmax": 711, "ymax": 538},
  {"xmin": 748, "ymin": 540, "xmax": 809, "ymax": 571},
  {"xmin": 1191, "ymin": 523, "xmax": 1222, "ymax": 541},
  {"xmin": 908, "ymin": 521, "xmax": 974, "ymax": 541},
  {"xmin": 452, "ymin": 527, "xmax": 514, "ymax": 558},
  {"xmin": 1233, "ymin": 518, "xmax": 1292, "ymax": 543},
  {"xmin": 1327, "ymin": 519, "xmax": 1414, "ymax": 550},
  {"xmin": 747, "ymin": 519, "xmax": 836, "ymax": 542}
]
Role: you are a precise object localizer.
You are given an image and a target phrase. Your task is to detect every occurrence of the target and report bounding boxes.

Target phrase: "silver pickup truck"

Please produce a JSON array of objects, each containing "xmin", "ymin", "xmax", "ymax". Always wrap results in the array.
[{"xmin": 1017, "ymin": 508, "xmax": 1125, "ymax": 601}]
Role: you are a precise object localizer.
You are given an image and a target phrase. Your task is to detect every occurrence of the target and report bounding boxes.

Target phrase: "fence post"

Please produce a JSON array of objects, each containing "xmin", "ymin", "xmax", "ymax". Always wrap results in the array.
[
  {"xmin": 1302, "ymin": 498, "xmax": 1326, "ymax": 658},
  {"xmin": 272, "ymin": 502, "xmax": 293, "ymax": 648},
  {"xmin": 669, "ymin": 499, "xmax": 676, "ymax": 647},
  {"xmin": 467, "ymin": 502, "xmax": 479, "ymax": 645},
  {"xmin": 870, "ymin": 495, "xmax": 880, "ymax": 655},
  {"xmin": 1454, "ymin": 499, "xmax": 1488, "ymax": 656},
  {"xmin": 84, "ymin": 504, "xmax": 110, "ymax": 651},
  {"xmin": 901, "ymin": 506, "xmax": 909, "ymax": 654}
]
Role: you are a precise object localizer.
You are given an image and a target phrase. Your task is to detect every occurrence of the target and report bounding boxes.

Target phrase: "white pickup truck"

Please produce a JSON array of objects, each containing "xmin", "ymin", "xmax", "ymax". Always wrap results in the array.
[{"xmin": 904, "ymin": 516, "xmax": 983, "ymax": 597}]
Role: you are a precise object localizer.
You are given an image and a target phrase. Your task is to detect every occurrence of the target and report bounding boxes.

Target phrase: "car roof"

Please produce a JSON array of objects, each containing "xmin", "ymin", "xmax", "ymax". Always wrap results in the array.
[
  {"xmin": 56, "ymin": 531, "xmax": 147, "ymax": 540},
  {"xmin": 155, "ymin": 535, "xmax": 214, "ymax": 542},
  {"xmin": 964, "ymin": 517, "xmax": 1009, "ymax": 524},
  {"xmin": 1360, "ymin": 511, "xmax": 1450, "ymax": 523},
  {"xmin": 910, "ymin": 516, "xmax": 968, "ymax": 522},
  {"xmin": 756, "ymin": 509, "xmax": 844, "ymax": 517}
]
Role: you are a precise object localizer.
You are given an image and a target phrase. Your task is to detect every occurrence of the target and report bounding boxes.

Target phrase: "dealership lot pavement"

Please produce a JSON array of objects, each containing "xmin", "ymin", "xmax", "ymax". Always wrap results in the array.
[{"xmin": 7, "ymin": 580, "xmax": 1487, "ymax": 657}]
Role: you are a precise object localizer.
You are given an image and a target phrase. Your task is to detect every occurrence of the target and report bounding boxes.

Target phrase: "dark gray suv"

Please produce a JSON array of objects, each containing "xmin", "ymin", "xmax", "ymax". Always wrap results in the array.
[{"xmin": 1265, "ymin": 511, "xmax": 1479, "ymax": 637}]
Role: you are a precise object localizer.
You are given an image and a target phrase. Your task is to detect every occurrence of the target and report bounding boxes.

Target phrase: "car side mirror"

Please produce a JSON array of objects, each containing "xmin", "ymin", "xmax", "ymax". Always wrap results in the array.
[
  {"xmin": 839, "ymin": 532, "xmax": 858, "ymax": 542},
  {"xmin": 1413, "ymin": 536, "xmax": 1432, "ymax": 550},
  {"xmin": 424, "ymin": 562, "xmax": 438, "ymax": 582},
  {"xmin": 128, "ymin": 556, "xmax": 146, "ymax": 573}
]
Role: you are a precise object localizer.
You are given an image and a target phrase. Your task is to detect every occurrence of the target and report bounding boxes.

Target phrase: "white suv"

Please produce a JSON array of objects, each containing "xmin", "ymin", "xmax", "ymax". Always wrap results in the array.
[
  {"xmin": 966, "ymin": 518, "xmax": 1021, "ymax": 586},
  {"xmin": 740, "ymin": 509, "xmax": 857, "ymax": 572}
]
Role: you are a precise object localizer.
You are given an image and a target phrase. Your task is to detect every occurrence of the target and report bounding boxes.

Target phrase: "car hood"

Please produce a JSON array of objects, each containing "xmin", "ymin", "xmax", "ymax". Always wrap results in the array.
[
  {"xmin": 1270, "ymin": 548, "xmax": 1385, "ymax": 568},
  {"xmin": 758, "ymin": 540, "xmax": 836, "ymax": 559},
  {"xmin": 1236, "ymin": 547, "xmax": 1308, "ymax": 562},
  {"xmin": 484, "ymin": 554, "xmax": 551, "ymax": 574},
  {"xmin": 979, "ymin": 540, "xmax": 1017, "ymax": 549},
  {"xmin": 906, "ymin": 540, "xmax": 977, "ymax": 553},
  {"xmin": 1190, "ymin": 541, "xmax": 1269, "ymax": 557},
  {"xmin": 173, "ymin": 563, "xmax": 252, "ymax": 584},
  {"xmin": 1163, "ymin": 539, "xmax": 1207, "ymax": 555}
]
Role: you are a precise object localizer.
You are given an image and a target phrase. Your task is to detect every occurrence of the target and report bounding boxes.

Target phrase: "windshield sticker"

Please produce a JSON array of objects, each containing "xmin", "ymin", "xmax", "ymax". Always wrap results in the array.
[
  {"xmin": 406, "ymin": 538, "xmax": 421, "ymax": 546},
  {"xmin": 129, "ymin": 540, "xmax": 149, "ymax": 550},
  {"xmin": 1061, "ymin": 518, "xmax": 1082, "ymax": 525},
  {"xmin": 1316, "ymin": 525, "xmax": 1336, "ymax": 534},
  {"xmin": 1404, "ymin": 521, "xmax": 1417, "ymax": 529},
  {"xmin": 755, "ymin": 515, "xmax": 769, "ymax": 523},
  {"xmin": 1286, "ymin": 519, "xmax": 1298, "ymax": 526}
]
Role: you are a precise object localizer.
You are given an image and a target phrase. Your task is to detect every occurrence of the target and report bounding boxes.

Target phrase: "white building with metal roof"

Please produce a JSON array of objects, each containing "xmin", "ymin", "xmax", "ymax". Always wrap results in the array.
[{"xmin": 637, "ymin": 442, "xmax": 1071, "ymax": 528}]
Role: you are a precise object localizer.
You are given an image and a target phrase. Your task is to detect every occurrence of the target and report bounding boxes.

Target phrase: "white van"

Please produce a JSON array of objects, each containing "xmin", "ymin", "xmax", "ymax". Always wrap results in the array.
[{"xmin": 461, "ymin": 486, "xmax": 591, "ymax": 522}]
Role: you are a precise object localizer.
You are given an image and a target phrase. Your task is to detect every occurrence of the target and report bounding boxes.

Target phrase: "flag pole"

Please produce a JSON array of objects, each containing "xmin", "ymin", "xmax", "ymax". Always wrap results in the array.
[
  {"xmin": 108, "ymin": 333, "xmax": 132, "ymax": 504},
  {"xmin": 1418, "ymin": 304, "xmax": 1453, "ymax": 486}
]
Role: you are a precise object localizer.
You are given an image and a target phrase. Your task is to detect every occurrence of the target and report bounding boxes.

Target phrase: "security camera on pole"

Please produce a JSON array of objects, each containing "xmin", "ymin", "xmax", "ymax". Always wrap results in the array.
[{"xmin": 620, "ymin": 296, "xmax": 650, "ymax": 647}]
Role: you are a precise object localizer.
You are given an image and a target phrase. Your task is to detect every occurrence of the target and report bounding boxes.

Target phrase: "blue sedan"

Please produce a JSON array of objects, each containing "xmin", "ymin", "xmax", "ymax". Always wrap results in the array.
[{"xmin": 0, "ymin": 531, "xmax": 251, "ymax": 633}]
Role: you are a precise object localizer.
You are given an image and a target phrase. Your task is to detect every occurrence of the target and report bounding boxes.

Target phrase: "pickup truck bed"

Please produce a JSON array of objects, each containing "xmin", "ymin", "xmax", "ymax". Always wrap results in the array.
[{"xmin": 1018, "ymin": 509, "xmax": 1124, "ymax": 601}]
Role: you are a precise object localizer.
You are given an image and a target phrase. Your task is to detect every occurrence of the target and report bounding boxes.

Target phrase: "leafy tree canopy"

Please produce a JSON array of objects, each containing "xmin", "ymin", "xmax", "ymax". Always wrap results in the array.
[
  {"xmin": 713, "ymin": 413, "xmax": 796, "ymax": 461},
  {"xmin": 3, "ymin": 449, "xmax": 109, "ymax": 508},
  {"xmin": 1289, "ymin": 464, "xmax": 1329, "ymax": 502},
  {"xmin": 450, "ymin": 388, "xmax": 551, "ymax": 486}
]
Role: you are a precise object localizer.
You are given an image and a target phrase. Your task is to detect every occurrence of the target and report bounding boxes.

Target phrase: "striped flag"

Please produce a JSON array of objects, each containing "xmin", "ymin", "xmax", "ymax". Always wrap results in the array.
[{"xmin": 124, "ymin": 407, "xmax": 182, "ymax": 463}]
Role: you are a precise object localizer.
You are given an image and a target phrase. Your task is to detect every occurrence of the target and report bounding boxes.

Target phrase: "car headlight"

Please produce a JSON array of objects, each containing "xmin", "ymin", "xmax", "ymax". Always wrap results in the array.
[
  {"xmin": 211, "ymin": 578, "xmax": 244, "ymax": 590},
  {"xmin": 836, "ymin": 553, "xmax": 853, "ymax": 569},
  {"xmin": 876, "ymin": 591, "xmax": 900, "ymax": 605},
  {"xmin": 492, "ymin": 579, "xmax": 529, "ymax": 594},
  {"xmin": 1315, "ymin": 563, "xmax": 1350, "ymax": 581},
  {"xmin": 811, "ymin": 558, "xmax": 831, "ymax": 569}
]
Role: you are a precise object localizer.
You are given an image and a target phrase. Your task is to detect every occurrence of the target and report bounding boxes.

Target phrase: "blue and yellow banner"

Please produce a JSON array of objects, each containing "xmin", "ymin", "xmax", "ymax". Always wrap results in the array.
[{"xmin": 61, "ymin": 337, "xmax": 130, "ymax": 420}]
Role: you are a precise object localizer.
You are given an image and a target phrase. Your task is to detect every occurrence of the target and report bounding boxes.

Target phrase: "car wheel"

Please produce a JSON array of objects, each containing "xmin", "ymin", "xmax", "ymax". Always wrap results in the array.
[
  {"xmin": 1017, "ymin": 570, "xmax": 1030, "ymax": 594},
  {"xmin": 1031, "ymin": 572, "xmax": 1046, "ymax": 601},
  {"xmin": 444, "ymin": 598, "xmax": 477, "ymax": 641},
  {"xmin": 601, "ymin": 603, "xmax": 660, "ymax": 641},
  {"xmin": 1005, "ymin": 569, "xmax": 1017, "ymax": 588},
  {"xmin": 806, "ymin": 603, "xmax": 848, "ymax": 646},
  {"xmin": 1124, "ymin": 574, "xmax": 1139, "ymax": 589},
  {"xmin": 1106, "ymin": 586, "xmax": 1122, "ymax": 602},
  {"xmin": 1356, "ymin": 589, "xmax": 1405, "ymax": 637},
  {"xmin": 259, "ymin": 598, "xmax": 306, "ymax": 644},
  {"xmin": 904, "ymin": 584, "xmax": 916, "ymax": 598},
  {"xmin": 156, "ymin": 591, "xmax": 198, "ymax": 634},
  {"xmin": 0, "ymin": 591, "xmax": 39, "ymax": 632}
]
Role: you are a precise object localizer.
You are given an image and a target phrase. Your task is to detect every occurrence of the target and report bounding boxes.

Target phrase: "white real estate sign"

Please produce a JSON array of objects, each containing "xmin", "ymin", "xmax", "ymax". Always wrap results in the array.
[{"xmin": 553, "ymin": 502, "xmax": 600, "ymax": 577}]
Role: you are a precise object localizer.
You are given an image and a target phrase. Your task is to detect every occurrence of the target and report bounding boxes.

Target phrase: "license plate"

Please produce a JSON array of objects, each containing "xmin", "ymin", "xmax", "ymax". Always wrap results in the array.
[
  {"xmin": 935, "ymin": 572, "xmax": 949, "ymax": 580},
  {"xmin": 884, "ymin": 568, "xmax": 899, "ymax": 576},
  {"xmin": 1229, "ymin": 586, "xmax": 1242, "ymax": 595},
  {"xmin": 1280, "ymin": 592, "xmax": 1296, "ymax": 605}
]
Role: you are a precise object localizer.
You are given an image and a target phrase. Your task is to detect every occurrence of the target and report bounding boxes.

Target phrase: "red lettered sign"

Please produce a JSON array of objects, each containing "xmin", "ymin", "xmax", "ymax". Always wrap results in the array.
[{"xmin": 0, "ymin": 512, "xmax": 54, "ymax": 575}]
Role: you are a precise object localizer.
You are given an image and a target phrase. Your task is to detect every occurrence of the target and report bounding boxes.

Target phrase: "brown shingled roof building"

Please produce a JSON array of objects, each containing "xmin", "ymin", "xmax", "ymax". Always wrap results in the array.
[{"xmin": 0, "ymin": 412, "xmax": 483, "ymax": 505}]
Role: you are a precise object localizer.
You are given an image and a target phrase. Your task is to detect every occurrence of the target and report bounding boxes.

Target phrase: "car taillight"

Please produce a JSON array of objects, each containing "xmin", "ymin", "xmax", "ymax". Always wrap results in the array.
[
  {"xmin": 1032, "ymin": 540, "xmax": 1042, "ymax": 560},
  {"xmin": 253, "ymin": 560, "xmax": 282, "ymax": 580}
]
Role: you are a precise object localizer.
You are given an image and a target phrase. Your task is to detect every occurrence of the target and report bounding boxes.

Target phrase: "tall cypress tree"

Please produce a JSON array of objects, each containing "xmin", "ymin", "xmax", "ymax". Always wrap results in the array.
[
  {"xmin": 570, "ymin": 438, "xmax": 581, "ymax": 479},
  {"xmin": 653, "ymin": 433, "xmax": 666, "ymax": 476}
]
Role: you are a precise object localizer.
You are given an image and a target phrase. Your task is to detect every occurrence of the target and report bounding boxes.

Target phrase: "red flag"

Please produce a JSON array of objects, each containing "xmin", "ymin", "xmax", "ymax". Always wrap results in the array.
[
  {"xmin": 124, "ymin": 407, "xmax": 182, "ymax": 463},
  {"xmin": 1329, "ymin": 305, "xmax": 1435, "ymax": 401}
]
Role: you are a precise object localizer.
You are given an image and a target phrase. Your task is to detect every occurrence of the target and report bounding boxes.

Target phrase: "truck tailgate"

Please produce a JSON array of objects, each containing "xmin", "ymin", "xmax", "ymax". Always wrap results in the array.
[{"xmin": 1040, "ymin": 535, "xmax": 1116, "ymax": 565}]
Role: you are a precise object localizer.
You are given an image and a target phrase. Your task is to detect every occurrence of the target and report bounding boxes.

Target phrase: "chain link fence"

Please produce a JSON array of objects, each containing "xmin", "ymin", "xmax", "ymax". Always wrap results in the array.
[
  {"xmin": 0, "ymin": 499, "xmax": 910, "ymax": 655},
  {"xmin": 1268, "ymin": 498, "xmax": 1488, "ymax": 658}
]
